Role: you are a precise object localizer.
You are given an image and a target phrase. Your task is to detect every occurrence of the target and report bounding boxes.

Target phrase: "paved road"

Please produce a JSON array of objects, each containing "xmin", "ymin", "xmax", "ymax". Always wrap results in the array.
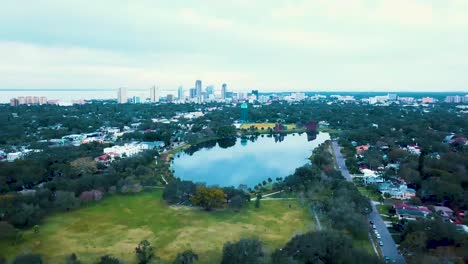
[
  {"xmin": 331, "ymin": 141, "xmax": 352, "ymax": 182},
  {"xmin": 331, "ymin": 141, "xmax": 406, "ymax": 264}
]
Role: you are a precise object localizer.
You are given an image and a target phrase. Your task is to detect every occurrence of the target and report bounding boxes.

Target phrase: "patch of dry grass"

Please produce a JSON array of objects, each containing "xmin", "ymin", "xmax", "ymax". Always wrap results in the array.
[{"xmin": 240, "ymin": 123, "xmax": 297, "ymax": 130}]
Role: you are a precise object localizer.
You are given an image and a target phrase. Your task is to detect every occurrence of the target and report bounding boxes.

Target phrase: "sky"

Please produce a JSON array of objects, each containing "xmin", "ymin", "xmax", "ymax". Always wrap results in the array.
[{"xmin": 0, "ymin": 0, "xmax": 467, "ymax": 92}]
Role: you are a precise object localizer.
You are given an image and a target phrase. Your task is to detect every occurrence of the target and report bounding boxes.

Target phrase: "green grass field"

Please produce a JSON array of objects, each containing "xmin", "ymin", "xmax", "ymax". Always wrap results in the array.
[
  {"xmin": 357, "ymin": 187, "xmax": 382, "ymax": 201},
  {"xmin": 0, "ymin": 191, "xmax": 313, "ymax": 263}
]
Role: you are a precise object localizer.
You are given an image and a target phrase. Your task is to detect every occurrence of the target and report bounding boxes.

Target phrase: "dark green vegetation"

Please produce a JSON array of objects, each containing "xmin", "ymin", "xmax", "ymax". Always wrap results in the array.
[{"xmin": 399, "ymin": 218, "xmax": 468, "ymax": 263}]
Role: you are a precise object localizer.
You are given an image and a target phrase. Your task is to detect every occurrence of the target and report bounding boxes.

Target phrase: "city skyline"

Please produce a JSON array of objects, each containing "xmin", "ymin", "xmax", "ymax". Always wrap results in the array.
[{"xmin": 1, "ymin": 1, "xmax": 468, "ymax": 92}]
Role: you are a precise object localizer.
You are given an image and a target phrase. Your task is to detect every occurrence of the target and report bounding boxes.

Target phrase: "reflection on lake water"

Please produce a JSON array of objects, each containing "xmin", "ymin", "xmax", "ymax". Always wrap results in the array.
[{"xmin": 171, "ymin": 132, "xmax": 330, "ymax": 187}]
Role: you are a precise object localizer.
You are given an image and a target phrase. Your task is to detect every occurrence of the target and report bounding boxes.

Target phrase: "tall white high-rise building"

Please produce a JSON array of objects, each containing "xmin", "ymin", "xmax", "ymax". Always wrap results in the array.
[
  {"xmin": 150, "ymin": 86, "xmax": 158, "ymax": 102},
  {"xmin": 117, "ymin": 87, "xmax": 127, "ymax": 104}
]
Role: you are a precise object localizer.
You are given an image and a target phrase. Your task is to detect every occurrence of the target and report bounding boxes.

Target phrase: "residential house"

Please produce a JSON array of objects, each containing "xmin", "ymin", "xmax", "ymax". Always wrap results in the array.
[
  {"xmin": 407, "ymin": 144, "xmax": 421, "ymax": 155},
  {"xmin": 433, "ymin": 206, "xmax": 454, "ymax": 219},
  {"xmin": 379, "ymin": 182, "xmax": 416, "ymax": 200},
  {"xmin": 7, "ymin": 152, "xmax": 23, "ymax": 162},
  {"xmin": 364, "ymin": 176, "xmax": 385, "ymax": 185},
  {"xmin": 394, "ymin": 202, "xmax": 431, "ymax": 220},
  {"xmin": 95, "ymin": 152, "xmax": 120, "ymax": 166},
  {"xmin": 356, "ymin": 145, "xmax": 369, "ymax": 155}
]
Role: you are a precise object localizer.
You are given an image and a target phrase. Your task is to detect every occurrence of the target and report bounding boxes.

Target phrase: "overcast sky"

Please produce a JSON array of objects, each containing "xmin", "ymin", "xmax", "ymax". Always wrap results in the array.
[{"xmin": 1, "ymin": 0, "xmax": 467, "ymax": 92}]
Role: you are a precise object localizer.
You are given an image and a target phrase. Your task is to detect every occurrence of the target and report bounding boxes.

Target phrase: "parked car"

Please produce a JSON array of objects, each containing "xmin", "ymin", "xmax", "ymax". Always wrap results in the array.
[
  {"xmin": 372, "ymin": 224, "xmax": 377, "ymax": 229},
  {"xmin": 379, "ymin": 241, "xmax": 384, "ymax": 246}
]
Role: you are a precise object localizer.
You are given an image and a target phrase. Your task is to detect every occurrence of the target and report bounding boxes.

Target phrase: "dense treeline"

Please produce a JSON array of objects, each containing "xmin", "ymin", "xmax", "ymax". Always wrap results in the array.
[{"xmin": 0, "ymin": 147, "xmax": 160, "ymax": 229}]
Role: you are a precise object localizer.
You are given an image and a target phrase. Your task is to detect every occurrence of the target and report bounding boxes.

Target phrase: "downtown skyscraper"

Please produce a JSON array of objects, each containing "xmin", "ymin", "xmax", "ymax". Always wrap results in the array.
[
  {"xmin": 177, "ymin": 86, "xmax": 184, "ymax": 100},
  {"xmin": 195, "ymin": 80, "xmax": 202, "ymax": 97},
  {"xmin": 150, "ymin": 86, "xmax": 158, "ymax": 102},
  {"xmin": 221, "ymin": 83, "xmax": 227, "ymax": 99}
]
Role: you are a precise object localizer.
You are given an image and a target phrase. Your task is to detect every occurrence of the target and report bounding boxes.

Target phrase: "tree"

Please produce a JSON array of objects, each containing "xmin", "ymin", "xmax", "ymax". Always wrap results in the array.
[
  {"xmin": 191, "ymin": 186, "xmax": 226, "ymax": 211},
  {"xmin": 9, "ymin": 203, "xmax": 42, "ymax": 227},
  {"xmin": 13, "ymin": 254, "xmax": 43, "ymax": 264},
  {"xmin": 135, "ymin": 240, "xmax": 155, "ymax": 264},
  {"xmin": 173, "ymin": 250, "xmax": 198, "ymax": 264},
  {"xmin": 255, "ymin": 193, "xmax": 262, "ymax": 208},
  {"xmin": 0, "ymin": 221, "xmax": 16, "ymax": 239},
  {"xmin": 70, "ymin": 157, "xmax": 97, "ymax": 175},
  {"xmin": 215, "ymin": 125, "xmax": 237, "ymax": 138},
  {"xmin": 98, "ymin": 255, "xmax": 122, "ymax": 264},
  {"xmin": 54, "ymin": 191, "xmax": 80, "ymax": 211},
  {"xmin": 271, "ymin": 231, "xmax": 381, "ymax": 264},
  {"xmin": 163, "ymin": 180, "xmax": 196, "ymax": 204},
  {"xmin": 221, "ymin": 238, "xmax": 264, "ymax": 264},
  {"xmin": 229, "ymin": 195, "xmax": 248, "ymax": 211}
]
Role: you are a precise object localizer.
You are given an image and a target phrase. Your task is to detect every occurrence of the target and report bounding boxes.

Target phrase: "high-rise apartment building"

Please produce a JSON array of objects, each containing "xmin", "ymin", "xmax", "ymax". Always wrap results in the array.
[
  {"xmin": 195, "ymin": 80, "xmax": 202, "ymax": 97},
  {"xmin": 221, "ymin": 83, "xmax": 227, "ymax": 99},
  {"xmin": 117, "ymin": 87, "xmax": 127, "ymax": 104},
  {"xmin": 9, "ymin": 96, "xmax": 47, "ymax": 106},
  {"xmin": 178, "ymin": 86, "xmax": 184, "ymax": 100},
  {"xmin": 39, "ymin": 96, "xmax": 47, "ymax": 105},
  {"xmin": 205, "ymin": 85, "xmax": 214, "ymax": 97},
  {"xmin": 251, "ymin": 90, "xmax": 259, "ymax": 99},
  {"xmin": 10, "ymin": 98, "xmax": 19, "ymax": 106},
  {"xmin": 150, "ymin": 86, "xmax": 158, "ymax": 102}
]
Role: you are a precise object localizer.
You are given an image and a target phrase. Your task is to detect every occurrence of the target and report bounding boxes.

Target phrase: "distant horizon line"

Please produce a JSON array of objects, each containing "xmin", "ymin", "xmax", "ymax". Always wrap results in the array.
[{"xmin": 0, "ymin": 88, "xmax": 466, "ymax": 94}]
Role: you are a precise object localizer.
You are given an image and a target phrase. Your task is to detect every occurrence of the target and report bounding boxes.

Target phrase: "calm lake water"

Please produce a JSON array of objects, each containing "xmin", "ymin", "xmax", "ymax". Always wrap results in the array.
[{"xmin": 172, "ymin": 132, "xmax": 330, "ymax": 187}]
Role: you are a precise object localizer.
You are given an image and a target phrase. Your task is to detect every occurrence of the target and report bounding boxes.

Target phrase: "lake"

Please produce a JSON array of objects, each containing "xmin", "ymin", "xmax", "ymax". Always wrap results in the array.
[{"xmin": 171, "ymin": 132, "xmax": 330, "ymax": 187}]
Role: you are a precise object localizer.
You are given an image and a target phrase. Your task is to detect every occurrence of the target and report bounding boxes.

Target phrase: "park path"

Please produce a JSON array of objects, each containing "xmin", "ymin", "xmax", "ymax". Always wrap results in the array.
[{"xmin": 312, "ymin": 209, "xmax": 322, "ymax": 230}]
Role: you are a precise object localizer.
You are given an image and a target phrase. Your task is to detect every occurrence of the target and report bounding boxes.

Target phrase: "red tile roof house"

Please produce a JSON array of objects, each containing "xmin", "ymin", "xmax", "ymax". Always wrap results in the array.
[
  {"xmin": 356, "ymin": 145, "xmax": 369, "ymax": 155},
  {"xmin": 393, "ymin": 202, "xmax": 432, "ymax": 220},
  {"xmin": 95, "ymin": 152, "xmax": 120, "ymax": 166}
]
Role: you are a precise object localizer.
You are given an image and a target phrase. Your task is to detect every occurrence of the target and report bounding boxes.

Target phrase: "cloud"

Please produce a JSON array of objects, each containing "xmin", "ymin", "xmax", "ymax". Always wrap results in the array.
[{"xmin": 0, "ymin": 1, "xmax": 467, "ymax": 91}]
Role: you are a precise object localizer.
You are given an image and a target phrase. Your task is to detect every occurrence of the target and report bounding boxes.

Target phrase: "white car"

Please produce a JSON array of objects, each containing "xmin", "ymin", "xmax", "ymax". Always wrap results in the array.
[
  {"xmin": 376, "ymin": 234, "xmax": 381, "ymax": 239},
  {"xmin": 379, "ymin": 241, "xmax": 384, "ymax": 246}
]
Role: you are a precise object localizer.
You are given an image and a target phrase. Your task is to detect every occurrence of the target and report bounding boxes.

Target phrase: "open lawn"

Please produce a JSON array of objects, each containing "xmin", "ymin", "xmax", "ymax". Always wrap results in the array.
[
  {"xmin": 240, "ymin": 123, "xmax": 297, "ymax": 130},
  {"xmin": 357, "ymin": 187, "xmax": 382, "ymax": 202},
  {"xmin": 0, "ymin": 191, "xmax": 313, "ymax": 263}
]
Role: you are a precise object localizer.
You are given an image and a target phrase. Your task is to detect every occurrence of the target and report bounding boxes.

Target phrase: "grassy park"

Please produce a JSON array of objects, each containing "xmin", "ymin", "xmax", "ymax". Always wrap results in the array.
[{"xmin": 0, "ymin": 190, "xmax": 313, "ymax": 263}]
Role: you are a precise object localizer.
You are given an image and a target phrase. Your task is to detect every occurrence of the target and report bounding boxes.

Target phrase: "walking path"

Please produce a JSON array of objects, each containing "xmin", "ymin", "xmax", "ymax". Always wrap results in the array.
[{"xmin": 312, "ymin": 209, "xmax": 322, "ymax": 231}]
